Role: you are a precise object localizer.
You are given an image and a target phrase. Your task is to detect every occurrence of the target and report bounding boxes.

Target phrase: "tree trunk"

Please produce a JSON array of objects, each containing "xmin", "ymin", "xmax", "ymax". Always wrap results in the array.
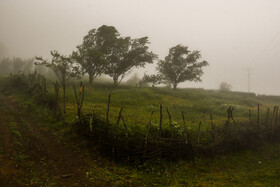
[
  {"xmin": 89, "ymin": 74, "xmax": 94, "ymax": 85},
  {"xmin": 113, "ymin": 76, "xmax": 118, "ymax": 86},
  {"xmin": 173, "ymin": 82, "xmax": 177, "ymax": 90}
]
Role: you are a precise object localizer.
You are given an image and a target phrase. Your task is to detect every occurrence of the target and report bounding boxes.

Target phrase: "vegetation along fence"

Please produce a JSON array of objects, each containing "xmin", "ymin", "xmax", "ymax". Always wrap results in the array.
[{"xmin": 4, "ymin": 72, "xmax": 280, "ymax": 163}]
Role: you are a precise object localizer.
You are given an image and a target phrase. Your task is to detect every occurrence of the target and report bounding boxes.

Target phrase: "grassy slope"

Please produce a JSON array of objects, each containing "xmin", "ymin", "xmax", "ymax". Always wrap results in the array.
[
  {"xmin": 2, "ymin": 78, "xmax": 280, "ymax": 186},
  {"xmin": 63, "ymin": 83, "xmax": 280, "ymax": 133},
  {"xmin": 64, "ymin": 83, "xmax": 280, "ymax": 185}
]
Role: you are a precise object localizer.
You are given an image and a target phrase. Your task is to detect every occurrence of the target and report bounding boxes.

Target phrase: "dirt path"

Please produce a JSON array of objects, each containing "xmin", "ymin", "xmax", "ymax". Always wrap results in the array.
[{"xmin": 0, "ymin": 94, "xmax": 94, "ymax": 186}]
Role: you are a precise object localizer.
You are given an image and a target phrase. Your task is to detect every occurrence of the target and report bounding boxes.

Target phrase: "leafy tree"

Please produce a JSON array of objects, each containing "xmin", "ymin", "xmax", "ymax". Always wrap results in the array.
[
  {"xmin": 35, "ymin": 51, "xmax": 80, "ymax": 114},
  {"xmin": 126, "ymin": 72, "xmax": 140, "ymax": 86},
  {"xmin": 22, "ymin": 58, "xmax": 34, "ymax": 74},
  {"xmin": 0, "ymin": 57, "xmax": 34, "ymax": 76},
  {"xmin": 157, "ymin": 44, "xmax": 208, "ymax": 89},
  {"xmin": 219, "ymin": 82, "xmax": 232, "ymax": 92},
  {"xmin": 142, "ymin": 73, "xmax": 161, "ymax": 87},
  {"xmin": 72, "ymin": 28, "xmax": 107, "ymax": 84},
  {"xmin": 95, "ymin": 25, "xmax": 157, "ymax": 86},
  {"xmin": 13, "ymin": 57, "xmax": 34, "ymax": 74}
]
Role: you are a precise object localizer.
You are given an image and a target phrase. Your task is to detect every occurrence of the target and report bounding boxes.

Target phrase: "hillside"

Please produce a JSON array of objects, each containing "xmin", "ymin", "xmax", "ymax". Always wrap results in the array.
[{"xmin": 1, "ymin": 76, "xmax": 280, "ymax": 186}]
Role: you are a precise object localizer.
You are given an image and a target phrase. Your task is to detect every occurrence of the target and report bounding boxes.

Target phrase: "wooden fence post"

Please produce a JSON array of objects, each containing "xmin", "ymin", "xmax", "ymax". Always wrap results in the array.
[
  {"xmin": 257, "ymin": 104, "xmax": 260, "ymax": 132},
  {"xmin": 144, "ymin": 111, "xmax": 154, "ymax": 157},
  {"xmin": 112, "ymin": 107, "xmax": 123, "ymax": 160},
  {"xmin": 197, "ymin": 115, "xmax": 205, "ymax": 144},
  {"xmin": 120, "ymin": 114, "xmax": 129, "ymax": 161},
  {"xmin": 73, "ymin": 82, "xmax": 85, "ymax": 120},
  {"xmin": 266, "ymin": 108, "xmax": 269, "ymax": 126},
  {"xmin": 210, "ymin": 114, "xmax": 215, "ymax": 152},
  {"xmin": 272, "ymin": 106, "xmax": 276, "ymax": 129},
  {"xmin": 106, "ymin": 94, "xmax": 111, "ymax": 124},
  {"xmin": 158, "ymin": 104, "xmax": 163, "ymax": 140},
  {"xmin": 276, "ymin": 106, "xmax": 279, "ymax": 126},
  {"xmin": 249, "ymin": 109, "xmax": 252, "ymax": 126},
  {"xmin": 166, "ymin": 108, "xmax": 173, "ymax": 138},
  {"xmin": 181, "ymin": 111, "xmax": 188, "ymax": 144},
  {"xmin": 227, "ymin": 106, "xmax": 235, "ymax": 125}
]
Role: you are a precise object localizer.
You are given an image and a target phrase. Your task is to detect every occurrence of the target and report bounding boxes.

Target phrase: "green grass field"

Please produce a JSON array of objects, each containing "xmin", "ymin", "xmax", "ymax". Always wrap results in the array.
[
  {"xmin": 60, "ymin": 81, "xmax": 280, "ymax": 134},
  {"xmin": 2, "ymin": 76, "xmax": 280, "ymax": 186}
]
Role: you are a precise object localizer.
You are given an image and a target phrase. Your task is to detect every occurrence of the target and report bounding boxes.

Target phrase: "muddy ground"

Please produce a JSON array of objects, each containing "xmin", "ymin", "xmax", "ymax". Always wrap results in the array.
[{"xmin": 0, "ymin": 94, "xmax": 95, "ymax": 186}]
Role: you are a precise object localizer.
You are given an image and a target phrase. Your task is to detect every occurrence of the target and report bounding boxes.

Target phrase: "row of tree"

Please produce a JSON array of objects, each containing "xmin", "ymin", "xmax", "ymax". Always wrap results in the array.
[
  {"xmin": 0, "ymin": 25, "xmax": 208, "ymax": 90},
  {"xmin": 0, "ymin": 57, "xmax": 34, "ymax": 76},
  {"xmin": 34, "ymin": 25, "xmax": 208, "ymax": 89}
]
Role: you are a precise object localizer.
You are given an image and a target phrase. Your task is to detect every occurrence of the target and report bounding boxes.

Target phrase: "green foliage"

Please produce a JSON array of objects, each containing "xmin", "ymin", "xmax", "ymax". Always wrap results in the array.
[
  {"xmin": 219, "ymin": 82, "xmax": 232, "ymax": 92},
  {"xmin": 142, "ymin": 73, "xmax": 161, "ymax": 87},
  {"xmin": 8, "ymin": 122, "xmax": 21, "ymax": 138},
  {"xmin": 0, "ymin": 57, "xmax": 13, "ymax": 76},
  {"xmin": 36, "ymin": 51, "xmax": 81, "ymax": 114},
  {"xmin": 35, "ymin": 51, "xmax": 80, "ymax": 85},
  {"xmin": 3, "ymin": 76, "xmax": 280, "ymax": 185},
  {"xmin": 72, "ymin": 28, "xmax": 108, "ymax": 84},
  {"xmin": 125, "ymin": 72, "xmax": 140, "ymax": 86},
  {"xmin": 0, "ymin": 57, "xmax": 34, "ymax": 76},
  {"xmin": 96, "ymin": 25, "xmax": 157, "ymax": 85},
  {"xmin": 157, "ymin": 44, "xmax": 208, "ymax": 89}
]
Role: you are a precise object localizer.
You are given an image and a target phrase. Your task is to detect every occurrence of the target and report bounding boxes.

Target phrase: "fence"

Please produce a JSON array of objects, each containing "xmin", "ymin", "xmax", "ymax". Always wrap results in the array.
[{"xmin": 6, "ymin": 73, "xmax": 280, "ymax": 163}]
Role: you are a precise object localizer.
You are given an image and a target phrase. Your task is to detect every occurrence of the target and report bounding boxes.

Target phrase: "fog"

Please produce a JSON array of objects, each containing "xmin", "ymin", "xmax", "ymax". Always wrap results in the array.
[{"xmin": 1, "ymin": 0, "xmax": 280, "ymax": 95}]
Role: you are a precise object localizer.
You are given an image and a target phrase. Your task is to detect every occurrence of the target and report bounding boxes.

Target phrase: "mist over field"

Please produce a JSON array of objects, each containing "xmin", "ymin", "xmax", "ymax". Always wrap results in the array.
[
  {"xmin": 1, "ymin": 0, "xmax": 280, "ymax": 94},
  {"xmin": 3, "ymin": 1, "xmax": 280, "ymax": 185}
]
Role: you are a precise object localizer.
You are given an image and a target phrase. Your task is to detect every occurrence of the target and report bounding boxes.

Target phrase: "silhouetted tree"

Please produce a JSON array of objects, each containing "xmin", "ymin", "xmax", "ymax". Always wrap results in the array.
[
  {"xmin": 219, "ymin": 82, "xmax": 232, "ymax": 92},
  {"xmin": 0, "ymin": 57, "xmax": 34, "ymax": 76},
  {"xmin": 35, "ymin": 51, "xmax": 80, "ymax": 114},
  {"xmin": 142, "ymin": 73, "xmax": 161, "ymax": 87},
  {"xmin": 13, "ymin": 57, "xmax": 34, "ymax": 74},
  {"xmin": 72, "ymin": 28, "xmax": 107, "ymax": 84},
  {"xmin": 126, "ymin": 72, "xmax": 140, "ymax": 86},
  {"xmin": 157, "ymin": 44, "xmax": 208, "ymax": 89},
  {"xmin": 95, "ymin": 25, "xmax": 157, "ymax": 86}
]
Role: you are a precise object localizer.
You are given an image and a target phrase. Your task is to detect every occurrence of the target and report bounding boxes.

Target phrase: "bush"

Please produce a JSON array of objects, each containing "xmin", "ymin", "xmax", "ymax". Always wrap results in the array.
[{"xmin": 219, "ymin": 82, "xmax": 232, "ymax": 92}]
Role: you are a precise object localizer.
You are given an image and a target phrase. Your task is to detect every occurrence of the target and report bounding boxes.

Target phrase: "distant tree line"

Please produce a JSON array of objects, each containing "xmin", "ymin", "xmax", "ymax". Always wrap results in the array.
[
  {"xmin": 1, "ymin": 25, "xmax": 209, "ymax": 90},
  {"xmin": 0, "ymin": 57, "xmax": 34, "ymax": 76}
]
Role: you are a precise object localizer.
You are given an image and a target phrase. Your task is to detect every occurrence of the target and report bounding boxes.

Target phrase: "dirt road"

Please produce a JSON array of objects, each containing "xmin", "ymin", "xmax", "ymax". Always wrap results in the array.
[{"xmin": 0, "ymin": 94, "xmax": 93, "ymax": 186}]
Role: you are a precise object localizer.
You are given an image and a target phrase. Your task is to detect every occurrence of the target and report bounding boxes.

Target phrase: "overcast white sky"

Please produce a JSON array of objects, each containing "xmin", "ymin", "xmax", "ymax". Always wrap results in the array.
[{"xmin": 1, "ymin": 0, "xmax": 280, "ymax": 95}]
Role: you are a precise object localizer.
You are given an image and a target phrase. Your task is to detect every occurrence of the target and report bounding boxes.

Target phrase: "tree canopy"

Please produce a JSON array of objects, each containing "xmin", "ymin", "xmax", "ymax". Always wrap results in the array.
[
  {"xmin": 36, "ymin": 51, "xmax": 79, "ymax": 85},
  {"xmin": 35, "ymin": 51, "xmax": 80, "ymax": 114},
  {"xmin": 95, "ymin": 25, "xmax": 157, "ymax": 85},
  {"xmin": 72, "ymin": 28, "xmax": 107, "ymax": 84},
  {"xmin": 157, "ymin": 44, "xmax": 208, "ymax": 89}
]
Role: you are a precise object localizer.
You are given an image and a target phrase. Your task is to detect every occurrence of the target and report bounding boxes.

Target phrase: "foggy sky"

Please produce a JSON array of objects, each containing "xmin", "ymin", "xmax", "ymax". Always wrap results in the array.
[{"xmin": 1, "ymin": 0, "xmax": 280, "ymax": 95}]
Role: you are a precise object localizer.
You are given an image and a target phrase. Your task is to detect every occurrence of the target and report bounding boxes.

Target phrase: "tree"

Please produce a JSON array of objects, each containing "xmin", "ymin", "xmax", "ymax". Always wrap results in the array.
[
  {"xmin": 0, "ymin": 57, "xmax": 34, "ymax": 75},
  {"xmin": 142, "ymin": 73, "xmax": 161, "ymax": 87},
  {"xmin": 157, "ymin": 44, "xmax": 208, "ymax": 89},
  {"xmin": 35, "ymin": 51, "xmax": 80, "ymax": 114},
  {"xmin": 13, "ymin": 57, "xmax": 34, "ymax": 74},
  {"xmin": 72, "ymin": 28, "xmax": 107, "ymax": 84},
  {"xmin": 126, "ymin": 72, "xmax": 140, "ymax": 86},
  {"xmin": 219, "ymin": 82, "xmax": 232, "ymax": 92},
  {"xmin": 95, "ymin": 25, "xmax": 157, "ymax": 86}
]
